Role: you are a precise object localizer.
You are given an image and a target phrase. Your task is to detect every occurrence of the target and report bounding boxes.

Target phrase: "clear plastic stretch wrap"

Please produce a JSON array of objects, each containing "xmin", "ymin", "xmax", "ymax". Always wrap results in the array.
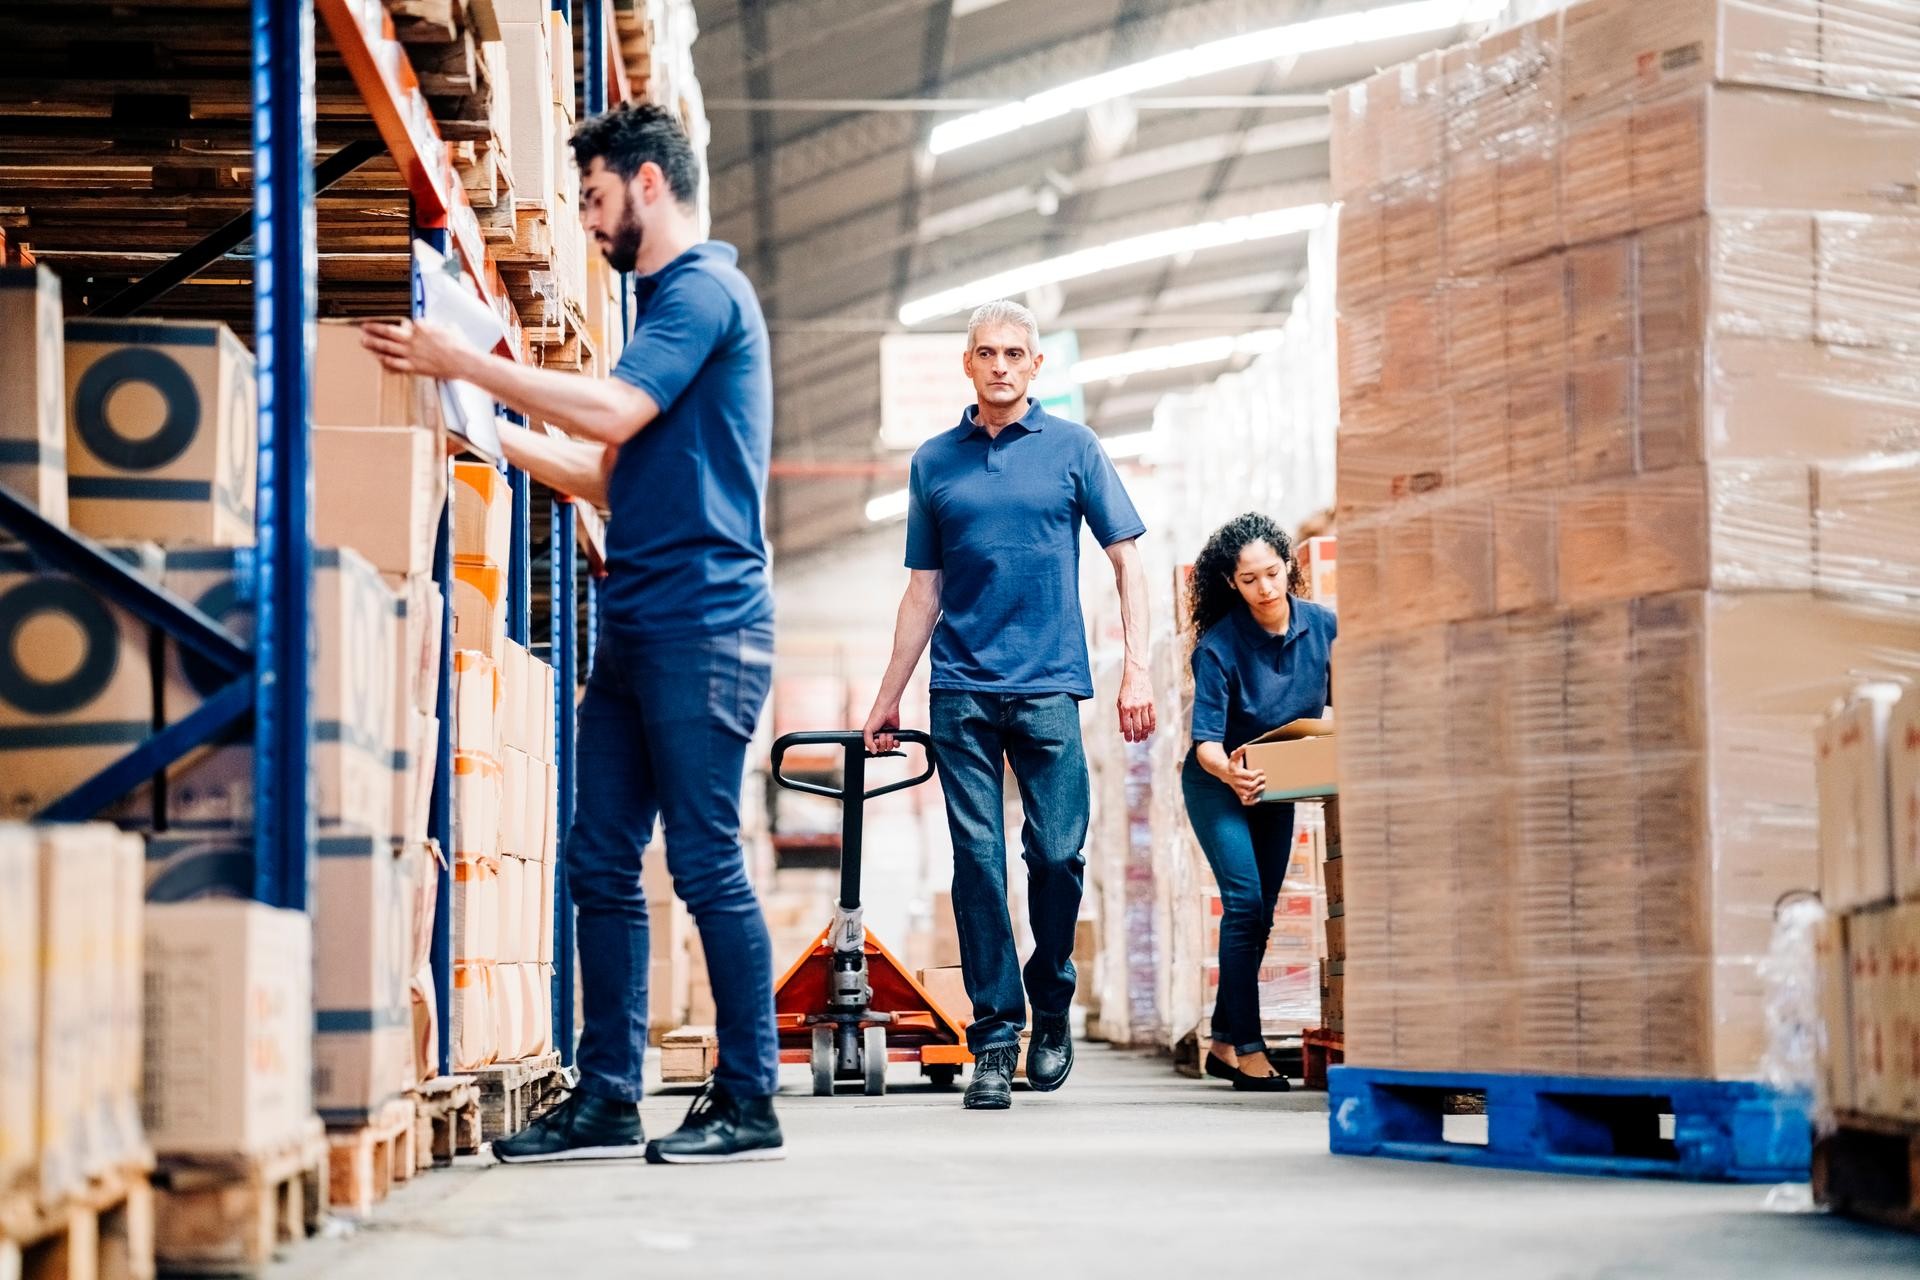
[{"xmin": 1332, "ymin": 0, "xmax": 1920, "ymax": 1080}]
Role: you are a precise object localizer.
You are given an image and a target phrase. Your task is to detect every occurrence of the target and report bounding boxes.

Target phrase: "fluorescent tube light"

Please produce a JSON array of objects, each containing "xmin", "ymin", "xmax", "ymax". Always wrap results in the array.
[
  {"xmin": 1102, "ymin": 431, "xmax": 1157, "ymax": 459},
  {"xmin": 1070, "ymin": 329, "xmax": 1286, "ymax": 384},
  {"xmin": 899, "ymin": 204, "xmax": 1327, "ymax": 325},
  {"xmin": 865, "ymin": 488, "xmax": 912, "ymax": 523},
  {"xmin": 929, "ymin": 0, "xmax": 1502, "ymax": 156}
]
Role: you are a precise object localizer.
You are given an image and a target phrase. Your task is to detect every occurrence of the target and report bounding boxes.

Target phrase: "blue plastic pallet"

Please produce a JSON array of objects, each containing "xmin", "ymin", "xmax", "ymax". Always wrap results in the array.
[{"xmin": 1327, "ymin": 1065, "xmax": 1811, "ymax": 1183}]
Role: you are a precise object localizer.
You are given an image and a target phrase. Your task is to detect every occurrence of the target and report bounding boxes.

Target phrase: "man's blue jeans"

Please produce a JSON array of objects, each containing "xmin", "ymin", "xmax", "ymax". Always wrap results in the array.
[
  {"xmin": 930, "ymin": 690, "xmax": 1090, "ymax": 1054},
  {"xmin": 568, "ymin": 621, "xmax": 779, "ymax": 1101}
]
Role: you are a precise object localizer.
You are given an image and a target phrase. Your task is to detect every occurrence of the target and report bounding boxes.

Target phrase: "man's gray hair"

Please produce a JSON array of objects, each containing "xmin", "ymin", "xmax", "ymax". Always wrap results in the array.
[{"xmin": 965, "ymin": 299, "xmax": 1040, "ymax": 349}]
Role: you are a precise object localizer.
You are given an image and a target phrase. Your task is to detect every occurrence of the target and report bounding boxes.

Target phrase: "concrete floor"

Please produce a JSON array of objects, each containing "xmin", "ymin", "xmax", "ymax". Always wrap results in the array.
[{"xmin": 271, "ymin": 1045, "xmax": 1920, "ymax": 1280}]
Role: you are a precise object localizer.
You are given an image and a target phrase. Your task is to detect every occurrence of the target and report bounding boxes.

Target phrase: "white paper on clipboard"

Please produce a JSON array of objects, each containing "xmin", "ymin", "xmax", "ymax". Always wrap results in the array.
[{"xmin": 413, "ymin": 239, "xmax": 504, "ymax": 458}]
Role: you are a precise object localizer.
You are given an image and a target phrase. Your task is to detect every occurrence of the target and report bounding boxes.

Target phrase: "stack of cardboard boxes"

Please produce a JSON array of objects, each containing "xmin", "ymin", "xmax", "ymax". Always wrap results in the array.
[
  {"xmin": 449, "ymin": 461, "xmax": 560, "ymax": 1071},
  {"xmin": 497, "ymin": 2, "xmax": 589, "ymax": 325},
  {"xmin": 1332, "ymin": 0, "xmax": 1920, "ymax": 1078},
  {"xmin": 0, "ymin": 823, "xmax": 150, "ymax": 1204},
  {"xmin": 1815, "ymin": 685, "xmax": 1920, "ymax": 1123}
]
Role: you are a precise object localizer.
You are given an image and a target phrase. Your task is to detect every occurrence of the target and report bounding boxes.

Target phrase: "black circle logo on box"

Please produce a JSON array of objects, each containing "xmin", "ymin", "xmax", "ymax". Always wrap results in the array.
[
  {"xmin": 73, "ymin": 348, "xmax": 199, "ymax": 471},
  {"xmin": 0, "ymin": 579, "xmax": 118, "ymax": 716}
]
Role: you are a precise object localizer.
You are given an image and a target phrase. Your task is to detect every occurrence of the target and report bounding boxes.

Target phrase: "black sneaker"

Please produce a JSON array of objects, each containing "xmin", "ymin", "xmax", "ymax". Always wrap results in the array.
[
  {"xmin": 1027, "ymin": 1012, "xmax": 1073, "ymax": 1092},
  {"xmin": 964, "ymin": 1044, "xmax": 1019, "ymax": 1111},
  {"xmin": 645, "ymin": 1081, "xmax": 785, "ymax": 1165},
  {"xmin": 492, "ymin": 1091, "xmax": 644, "ymax": 1164}
]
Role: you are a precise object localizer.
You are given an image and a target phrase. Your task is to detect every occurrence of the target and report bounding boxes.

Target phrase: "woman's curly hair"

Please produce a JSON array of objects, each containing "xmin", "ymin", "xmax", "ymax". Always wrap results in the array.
[{"xmin": 1190, "ymin": 512, "xmax": 1300, "ymax": 637}]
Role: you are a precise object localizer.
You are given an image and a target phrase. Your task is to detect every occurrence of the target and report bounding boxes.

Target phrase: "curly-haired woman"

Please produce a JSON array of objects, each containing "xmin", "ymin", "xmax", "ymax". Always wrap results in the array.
[{"xmin": 1183, "ymin": 513, "xmax": 1335, "ymax": 1091}]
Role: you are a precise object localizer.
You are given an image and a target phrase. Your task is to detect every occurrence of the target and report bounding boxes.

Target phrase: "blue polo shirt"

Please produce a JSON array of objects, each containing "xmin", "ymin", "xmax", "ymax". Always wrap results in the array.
[
  {"xmin": 604, "ymin": 241, "xmax": 773, "ymax": 638},
  {"xmin": 905, "ymin": 400, "xmax": 1145, "ymax": 698},
  {"xmin": 1190, "ymin": 599, "xmax": 1337, "ymax": 753}
]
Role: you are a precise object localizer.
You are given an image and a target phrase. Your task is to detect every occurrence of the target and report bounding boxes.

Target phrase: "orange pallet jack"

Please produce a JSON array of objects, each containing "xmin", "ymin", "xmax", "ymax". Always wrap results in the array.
[{"xmin": 770, "ymin": 730, "xmax": 972, "ymax": 1095}]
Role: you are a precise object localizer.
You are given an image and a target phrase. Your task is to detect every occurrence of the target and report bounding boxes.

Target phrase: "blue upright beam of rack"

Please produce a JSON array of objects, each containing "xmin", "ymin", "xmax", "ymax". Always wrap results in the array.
[
  {"xmin": 251, "ymin": 0, "xmax": 318, "ymax": 911},
  {"xmin": 551, "ymin": 497, "xmax": 578, "ymax": 1065},
  {"xmin": 507, "ymin": 464, "xmax": 531, "ymax": 646},
  {"xmin": 429, "ymin": 471, "xmax": 455, "ymax": 1079}
]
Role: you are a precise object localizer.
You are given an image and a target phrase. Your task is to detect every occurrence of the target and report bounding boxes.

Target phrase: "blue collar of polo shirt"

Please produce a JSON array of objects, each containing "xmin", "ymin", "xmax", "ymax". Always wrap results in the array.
[
  {"xmin": 959, "ymin": 398, "xmax": 1047, "ymax": 439},
  {"xmin": 1232, "ymin": 599, "xmax": 1304, "ymax": 648},
  {"xmin": 634, "ymin": 240, "xmax": 738, "ymax": 302}
]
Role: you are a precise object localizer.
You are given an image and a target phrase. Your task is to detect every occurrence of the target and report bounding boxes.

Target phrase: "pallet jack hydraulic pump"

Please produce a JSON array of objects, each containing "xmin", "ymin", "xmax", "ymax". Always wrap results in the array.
[{"xmin": 769, "ymin": 730, "xmax": 972, "ymax": 1096}]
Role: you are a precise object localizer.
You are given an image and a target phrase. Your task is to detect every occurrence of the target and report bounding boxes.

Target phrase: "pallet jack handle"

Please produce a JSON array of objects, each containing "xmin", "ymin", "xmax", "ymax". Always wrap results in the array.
[{"xmin": 771, "ymin": 730, "xmax": 935, "ymax": 912}]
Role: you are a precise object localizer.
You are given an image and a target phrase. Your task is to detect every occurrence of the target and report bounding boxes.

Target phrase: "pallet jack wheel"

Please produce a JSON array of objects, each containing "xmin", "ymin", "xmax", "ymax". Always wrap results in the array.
[
  {"xmin": 863, "ymin": 1026, "xmax": 888, "ymax": 1096},
  {"xmin": 925, "ymin": 1065, "xmax": 961, "ymax": 1091},
  {"xmin": 811, "ymin": 1026, "xmax": 835, "ymax": 1097}
]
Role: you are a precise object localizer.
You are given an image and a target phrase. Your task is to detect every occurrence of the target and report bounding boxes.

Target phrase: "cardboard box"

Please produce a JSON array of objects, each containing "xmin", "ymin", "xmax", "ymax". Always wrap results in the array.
[
  {"xmin": 916, "ymin": 966, "xmax": 972, "ymax": 1026},
  {"xmin": 1893, "ymin": 689, "xmax": 1920, "ymax": 904},
  {"xmin": 0, "ymin": 265, "xmax": 69, "ymax": 527},
  {"xmin": 1815, "ymin": 455, "xmax": 1920, "ymax": 607},
  {"xmin": 64, "ymin": 318, "xmax": 256, "ymax": 546},
  {"xmin": 1561, "ymin": 0, "xmax": 1824, "ymax": 120},
  {"xmin": 453, "ymin": 461, "xmax": 511, "ymax": 569},
  {"xmin": 501, "ymin": 22, "xmax": 556, "ymax": 214},
  {"xmin": 314, "ymin": 319, "xmax": 439, "ymax": 430},
  {"xmin": 453, "ymin": 853, "xmax": 498, "ymax": 964},
  {"xmin": 392, "ymin": 573, "xmax": 445, "ymax": 718},
  {"xmin": 453, "ymin": 750, "xmax": 502, "ymax": 865},
  {"xmin": 1850, "ymin": 906, "xmax": 1890, "ymax": 1116},
  {"xmin": 453, "ymin": 649, "xmax": 499, "ymax": 756},
  {"xmin": 315, "ymin": 427, "xmax": 444, "ymax": 578},
  {"xmin": 499, "ymin": 640, "xmax": 527, "ymax": 754},
  {"xmin": 143, "ymin": 826, "xmax": 253, "ymax": 902},
  {"xmin": 395, "ymin": 710, "xmax": 437, "ymax": 846},
  {"xmin": 1818, "ymin": 686, "xmax": 1903, "ymax": 912},
  {"xmin": 453, "ymin": 561, "xmax": 507, "ymax": 662},
  {"xmin": 0, "ymin": 825, "xmax": 38, "ymax": 1190},
  {"xmin": 501, "ymin": 747, "xmax": 530, "ymax": 859},
  {"xmin": 0, "ymin": 543, "xmax": 161, "ymax": 818},
  {"xmin": 1242, "ymin": 726, "xmax": 1339, "ymax": 802},
  {"xmin": 544, "ymin": 759, "xmax": 559, "ymax": 863},
  {"xmin": 1815, "ymin": 912, "xmax": 1854, "ymax": 1113},
  {"xmin": 117, "ymin": 547, "xmax": 400, "ymax": 840},
  {"xmin": 144, "ymin": 899, "xmax": 312, "ymax": 1156},
  {"xmin": 537, "ymin": 852, "xmax": 555, "ymax": 964},
  {"xmin": 498, "ymin": 853, "xmax": 524, "ymax": 963},
  {"xmin": 519, "ymin": 852, "xmax": 540, "ymax": 964},
  {"xmin": 1301, "ymin": 537, "xmax": 1337, "ymax": 609},
  {"xmin": 313, "ymin": 830, "xmax": 416, "ymax": 1121},
  {"xmin": 451, "ymin": 962, "xmax": 495, "ymax": 1070}
]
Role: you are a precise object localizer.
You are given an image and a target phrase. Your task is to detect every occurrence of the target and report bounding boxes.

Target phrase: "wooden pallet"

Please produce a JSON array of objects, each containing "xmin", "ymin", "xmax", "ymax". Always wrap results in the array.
[
  {"xmin": 1302, "ymin": 1027, "xmax": 1345, "ymax": 1091},
  {"xmin": 1328, "ymin": 1066, "xmax": 1811, "ymax": 1182},
  {"xmin": 470, "ymin": 1054, "xmax": 568, "ymax": 1143},
  {"xmin": 659, "ymin": 1028, "xmax": 718, "ymax": 1084},
  {"xmin": 1815, "ymin": 1111, "xmax": 1920, "ymax": 1234},
  {"xmin": 411, "ymin": 1076, "xmax": 483, "ymax": 1169},
  {"xmin": 151, "ymin": 1122, "xmax": 327, "ymax": 1277},
  {"xmin": 325, "ymin": 1097, "xmax": 418, "ymax": 1220},
  {"xmin": 0, "ymin": 1162, "xmax": 155, "ymax": 1280}
]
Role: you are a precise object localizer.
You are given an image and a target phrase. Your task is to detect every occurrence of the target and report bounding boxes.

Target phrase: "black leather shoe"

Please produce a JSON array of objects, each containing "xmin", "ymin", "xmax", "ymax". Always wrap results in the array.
[
  {"xmin": 1204, "ymin": 1054, "xmax": 1292, "ymax": 1092},
  {"xmin": 493, "ymin": 1091, "xmax": 644, "ymax": 1163},
  {"xmin": 1026, "ymin": 1012, "xmax": 1073, "ymax": 1093},
  {"xmin": 963, "ymin": 1044, "xmax": 1018, "ymax": 1110},
  {"xmin": 645, "ymin": 1082, "xmax": 785, "ymax": 1164}
]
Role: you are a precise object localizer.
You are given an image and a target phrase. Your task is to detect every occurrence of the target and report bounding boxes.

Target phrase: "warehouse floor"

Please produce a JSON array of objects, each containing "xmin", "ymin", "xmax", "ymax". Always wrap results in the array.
[{"xmin": 270, "ymin": 1045, "xmax": 1920, "ymax": 1280}]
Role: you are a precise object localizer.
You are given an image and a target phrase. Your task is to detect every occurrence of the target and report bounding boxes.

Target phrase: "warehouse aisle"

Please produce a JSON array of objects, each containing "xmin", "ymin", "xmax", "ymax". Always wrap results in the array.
[{"xmin": 270, "ymin": 1046, "xmax": 1920, "ymax": 1280}]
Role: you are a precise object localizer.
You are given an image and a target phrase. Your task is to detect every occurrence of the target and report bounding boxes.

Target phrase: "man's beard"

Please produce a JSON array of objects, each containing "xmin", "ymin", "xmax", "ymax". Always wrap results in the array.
[{"xmin": 605, "ymin": 207, "xmax": 643, "ymax": 273}]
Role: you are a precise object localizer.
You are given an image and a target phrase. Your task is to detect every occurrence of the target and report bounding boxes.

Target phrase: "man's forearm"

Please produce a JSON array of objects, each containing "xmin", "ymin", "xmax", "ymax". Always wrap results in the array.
[
  {"xmin": 454, "ymin": 348, "xmax": 650, "ymax": 446},
  {"xmin": 498, "ymin": 422, "xmax": 610, "ymax": 507},
  {"xmin": 1113, "ymin": 542, "xmax": 1151, "ymax": 673},
  {"xmin": 879, "ymin": 587, "xmax": 941, "ymax": 705}
]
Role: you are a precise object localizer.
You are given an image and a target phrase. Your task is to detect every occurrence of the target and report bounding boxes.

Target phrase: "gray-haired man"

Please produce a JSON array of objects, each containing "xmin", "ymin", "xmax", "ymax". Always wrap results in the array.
[{"xmin": 862, "ymin": 300, "xmax": 1156, "ymax": 1110}]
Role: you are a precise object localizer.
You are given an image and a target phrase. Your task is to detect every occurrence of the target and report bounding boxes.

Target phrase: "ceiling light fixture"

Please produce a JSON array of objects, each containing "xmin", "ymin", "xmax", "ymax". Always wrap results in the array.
[
  {"xmin": 898, "ymin": 203, "xmax": 1327, "ymax": 325},
  {"xmin": 1070, "ymin": 329, "xmax": 1287, "ymax": 384},
  {"xmin": 865, "ymin": 488, "xmax": 912, "ymax": 523},
  {"xmin": 1101, "ymin": 431, "xmax": 1158, "ymax": 460},
  {"xmin": 928, "ymin": 0, "xmax": 1502, "ymax": 157}
]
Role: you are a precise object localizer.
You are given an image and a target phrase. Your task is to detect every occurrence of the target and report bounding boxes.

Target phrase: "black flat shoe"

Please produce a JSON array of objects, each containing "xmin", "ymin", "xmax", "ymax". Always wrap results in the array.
[{"xmin": 1204, "ymin": 1055, "xmax": 1292, "ymax": 1092}]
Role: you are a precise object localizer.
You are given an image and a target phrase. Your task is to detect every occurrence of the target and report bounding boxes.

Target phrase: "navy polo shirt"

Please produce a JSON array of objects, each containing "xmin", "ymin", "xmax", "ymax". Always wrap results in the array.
[
  {"xmin": 604, "ymin": 241, "xmax": 773, "ymax": 639},
  {"xmin": 905, "ymin": 400, "xmax": 1145, "ymax": 698},
  {"xmin": 1190, "ymin": 598, "xmax": 1337, "ymax": 753}
]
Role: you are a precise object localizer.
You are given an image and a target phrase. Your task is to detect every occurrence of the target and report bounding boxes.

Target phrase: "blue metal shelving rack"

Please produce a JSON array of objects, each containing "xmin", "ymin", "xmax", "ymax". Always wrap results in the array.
[{"xmin": 0, "ymin": 0, "xmax": 623, "ymax": 1083}]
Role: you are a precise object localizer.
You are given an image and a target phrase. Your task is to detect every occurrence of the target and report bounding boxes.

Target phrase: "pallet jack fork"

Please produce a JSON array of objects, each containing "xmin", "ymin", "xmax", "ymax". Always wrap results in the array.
[{"xmin": 770, "ymin": 730, "xmax": 972, "ymax": 1096}]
